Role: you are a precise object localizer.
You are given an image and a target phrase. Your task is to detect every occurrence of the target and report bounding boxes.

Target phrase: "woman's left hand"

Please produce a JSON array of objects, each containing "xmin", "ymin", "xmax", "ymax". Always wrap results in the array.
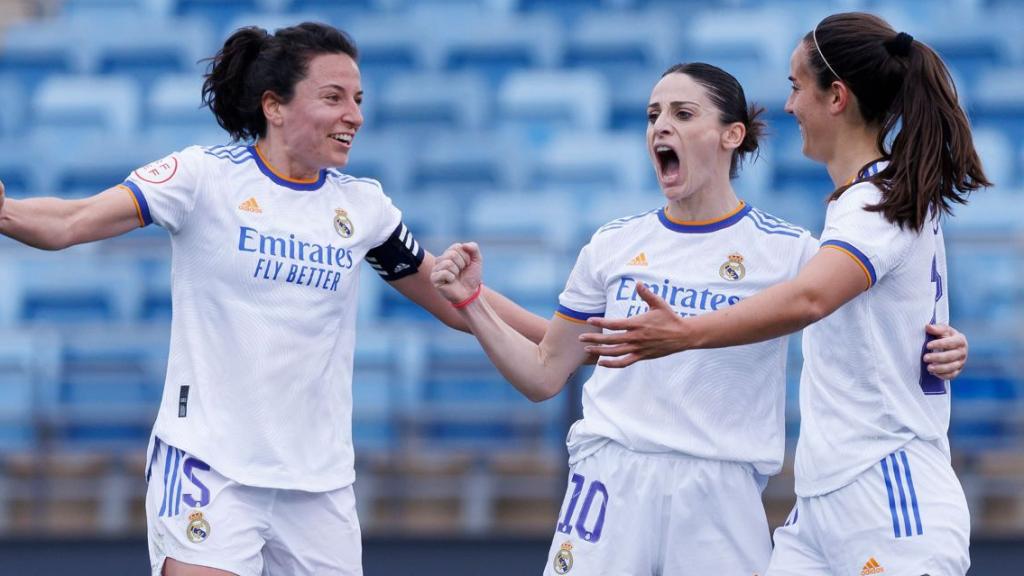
[
  {"xmin": 923, "ymin": 324, "xmax": 968, "ymax": 380},
  {"xmin": 580, "ymin": 283, "xmax": 691, "ymax": 368}
]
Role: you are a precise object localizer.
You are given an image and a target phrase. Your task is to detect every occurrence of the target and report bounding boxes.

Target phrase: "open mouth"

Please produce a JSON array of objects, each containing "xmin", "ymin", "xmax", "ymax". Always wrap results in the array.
[{"xmin": 654, "ymin": 145, "xmax": 680, "ymax": 183}]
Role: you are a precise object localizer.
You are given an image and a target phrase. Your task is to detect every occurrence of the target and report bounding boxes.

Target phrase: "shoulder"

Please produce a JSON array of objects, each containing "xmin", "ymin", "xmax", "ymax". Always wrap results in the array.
[
  {"xmin": 197, "ymin": 143, "xmax": 254, "ymax": 168},
  {"xmin": 835, "ymin": 181, "xmax": 884, "ymax": 208},
  {"xmin": 325, "ymin": 169, "xmax": 385, "ymax": 196},
  {"xmin": 592, "ymin": 208, "xmax": 660, "ymax": 240},
  {"xmin": 742, "ymin": 206, "xmax": 810, "ymax": 240}
]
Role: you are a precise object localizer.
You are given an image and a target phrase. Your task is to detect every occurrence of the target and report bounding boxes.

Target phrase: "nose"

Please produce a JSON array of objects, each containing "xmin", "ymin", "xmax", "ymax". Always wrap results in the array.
[
  {"xmin": 784, "ymin": 94, "xmax": 795, "ymax": 116},
  {"xmin": 651, "ymin": 110, "xmax": 671, "ymax": 134},
  {"xmin": 343, "ymin": 99, "xmax": 364, "ymax": 129}
]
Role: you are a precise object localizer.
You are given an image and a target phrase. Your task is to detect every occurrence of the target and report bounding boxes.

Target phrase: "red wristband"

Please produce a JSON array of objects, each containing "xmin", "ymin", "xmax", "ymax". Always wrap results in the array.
[{"xmin": 452, "ymin": 284, "xmax": 483, "ymax": 309}]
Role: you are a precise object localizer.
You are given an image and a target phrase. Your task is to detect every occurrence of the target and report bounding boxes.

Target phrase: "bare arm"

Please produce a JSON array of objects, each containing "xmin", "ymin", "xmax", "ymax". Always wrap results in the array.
[
  {"xmin": 580, "ymin": 248, "xmax": 869, "ymax": 367},
  {"xmin": 0, "ymin": 181, "xmax": 143, "ymax": 250},
  {"xmin": 388, "ymin": 249, "xmax": 548, "ymax": 344},
  {"xmin": 430, "ymin": 242, "xmax": 595, "ymax": 402},
  {"xmin": 581, "ymin": 248, "xmax": 970, "ymax": 379}
]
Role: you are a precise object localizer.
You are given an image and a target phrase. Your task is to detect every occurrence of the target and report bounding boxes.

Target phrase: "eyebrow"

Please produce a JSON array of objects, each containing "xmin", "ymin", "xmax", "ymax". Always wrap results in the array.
[
  {"xmin": 647, "ymin": 100, "xmax": 700, "ymax": 109},
  {"xmin": 788, "ymin": 76, "xmax": 797, "ymax": 82}
]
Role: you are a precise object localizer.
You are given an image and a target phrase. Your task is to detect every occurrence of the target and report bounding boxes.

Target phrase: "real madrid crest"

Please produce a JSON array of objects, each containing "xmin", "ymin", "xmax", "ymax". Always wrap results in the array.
[
  {"xmin": 553, "ymin": 541, "xmax": 574, "ymax": 574},
  {"xmin": 333, "ymin": 208, "xmax": 354, "ymax": 238},
  {"xmin": 719, "ymin": 252, "xmax": 746, "ymax": 281},
  {"xmin": 186, "ymin": 510, "xmax": 211, "ymax": 543}
]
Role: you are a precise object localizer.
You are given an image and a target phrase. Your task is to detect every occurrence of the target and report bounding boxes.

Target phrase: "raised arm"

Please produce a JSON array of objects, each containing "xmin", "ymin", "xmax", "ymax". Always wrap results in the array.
[
  {"xmin": 388, "ymin": 248, "xmax": 548, "ymax": 344},
  {"xmin": 0, "ymin": 180, "xmax": 143, "ymax": 250},
  {"xmin": 429, "ymin": 242, "xmax": 594, "ymax": 402}
]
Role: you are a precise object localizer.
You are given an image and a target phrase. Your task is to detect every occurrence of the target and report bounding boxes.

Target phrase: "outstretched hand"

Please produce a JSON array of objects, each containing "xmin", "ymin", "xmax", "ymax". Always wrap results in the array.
[
  {"xmin": 924, "ymin": 324, "xmax": 968, "ymax": 380},
  {"xmin": 430, "ymin": 242, "xmax": 483, "ymax": 304},
  {"xmin": 578, "ymin": 282, "xmax": 691, "ymax": 368}
]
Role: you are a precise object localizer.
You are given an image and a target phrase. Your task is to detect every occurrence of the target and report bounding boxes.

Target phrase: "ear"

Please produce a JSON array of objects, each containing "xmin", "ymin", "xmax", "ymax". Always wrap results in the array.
[
  {"xmin": 262, "ymin": 90, "xmax": 285, "ymax": 128},
  {"xmin": 721, "ymin": 121, "xmax": 745, "ymax": 151},
  {"xmin": 829, "ymin": 80, "xmax": 852, "ymax": 116}
]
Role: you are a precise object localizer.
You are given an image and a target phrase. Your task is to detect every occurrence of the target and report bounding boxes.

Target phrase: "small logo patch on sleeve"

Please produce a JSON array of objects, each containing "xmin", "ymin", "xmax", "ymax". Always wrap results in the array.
[{"xmin": 134, "ymin": 155, "xmax": 179, "ymax": 184}]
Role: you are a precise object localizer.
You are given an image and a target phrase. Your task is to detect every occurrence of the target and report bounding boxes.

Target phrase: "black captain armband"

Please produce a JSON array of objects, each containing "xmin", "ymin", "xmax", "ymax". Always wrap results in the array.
[{"xmin": 366, "ymin": 222, "xmax": 425, "ymax": 281}]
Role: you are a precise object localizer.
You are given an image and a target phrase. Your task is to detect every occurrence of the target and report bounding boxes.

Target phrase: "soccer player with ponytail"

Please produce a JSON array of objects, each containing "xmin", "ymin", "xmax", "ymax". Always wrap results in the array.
[
  {"xmin": 0, "ymin": 22, "xmax": 544, "ymax": 576},
  {"xmin": 581, "ymin": 12, "xmax": 989, "ymax": 575}
]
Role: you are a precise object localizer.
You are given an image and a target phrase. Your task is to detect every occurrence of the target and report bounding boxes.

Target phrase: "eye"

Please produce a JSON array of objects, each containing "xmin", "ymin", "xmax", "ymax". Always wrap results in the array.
[
  {"xmin": 325, "ymin": 93, "xmax": 340, "ymax": 103},
  {"xmin": 790, "ymin": 84, "xmax": 799, "ymax": 93},
  {"xmin": 355, "ymin": 95, "xmax": 363, "ymax": 106},
  {"xmin": 647, "ymin": 111, "xmax": 658, "ymax": 124},
  {"xmin": 675, "ymin": 110, "xmax": 692, "ymax": 120}
]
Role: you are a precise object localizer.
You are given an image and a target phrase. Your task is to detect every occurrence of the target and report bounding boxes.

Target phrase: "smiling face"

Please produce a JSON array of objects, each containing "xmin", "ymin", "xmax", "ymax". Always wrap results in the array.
[
  {"xmin": 274, "ymin": 52, "xmax": 364, "ymax": 173},
  {"xmin": 784, "ymin": 42, "xmax": 836, "ymax": 163},
  {"xmin": 646, "ymin": 73, "xmax": 737, "ymax": 203}
]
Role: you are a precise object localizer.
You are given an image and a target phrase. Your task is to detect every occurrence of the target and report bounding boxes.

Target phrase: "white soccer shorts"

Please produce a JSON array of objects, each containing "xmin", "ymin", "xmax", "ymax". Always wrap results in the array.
[
  {"xmin": 542, "ymin": 436, "xmax": 772, "ymax": 575},
  {"xmin": 768, "ymin": 437, "xmax": 970, "ymax": 576},
  {"xmin": 145, "ymin": 437, "xmax": 362, "ymax": 576}
]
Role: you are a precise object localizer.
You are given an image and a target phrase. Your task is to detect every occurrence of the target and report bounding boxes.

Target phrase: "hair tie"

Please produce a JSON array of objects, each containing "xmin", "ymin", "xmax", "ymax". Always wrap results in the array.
[{"xmin": 884, "ymin": 32, "xmax": 914, "ymax": 57}]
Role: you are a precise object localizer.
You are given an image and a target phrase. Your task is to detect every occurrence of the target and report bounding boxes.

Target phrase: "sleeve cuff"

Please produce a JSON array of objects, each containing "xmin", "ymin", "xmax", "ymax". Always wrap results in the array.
[
  {"xmin": 120, "ymin": 180, "xmax": 152, "ymax": 227},
  {"xmin": 555, "ymin": 305, "xmax": 605, "ymax": 324},
  {"xmin": 821, "ymin": 240, "xmax": 876, "ymax": 288}
]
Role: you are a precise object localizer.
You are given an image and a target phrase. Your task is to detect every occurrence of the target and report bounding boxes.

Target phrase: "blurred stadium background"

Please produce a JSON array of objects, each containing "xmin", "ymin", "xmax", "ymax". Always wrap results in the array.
[{"xmin": 0, "ymin": 0, "xmax": 1021, "ymax": 573}]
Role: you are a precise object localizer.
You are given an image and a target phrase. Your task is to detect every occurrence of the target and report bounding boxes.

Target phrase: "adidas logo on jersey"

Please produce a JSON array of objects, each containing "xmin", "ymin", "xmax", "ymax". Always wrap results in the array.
[
  {"xmin": 627, "ymin": 252, "xmax": 648, "ymax": 266},
  {"xmin": 239, "ymin": 197, "xmax": 262, "ymax": 213},
  {"xmin": 392, "ymin": 263, "xmax": 410, "ymax": 274},
  {"xmin": 860, "ymin": 557, "xmax": 884, "ymax": 575}
]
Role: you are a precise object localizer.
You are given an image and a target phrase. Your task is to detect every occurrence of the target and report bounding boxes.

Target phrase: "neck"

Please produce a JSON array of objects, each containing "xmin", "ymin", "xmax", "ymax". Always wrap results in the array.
[
  {"xmin": 664, "ymin": 180, "xmax": 741, "ymax": 222},
  {"xmin": 255, "ymin": 136, "xmax": 319, "ymax": 182},
  {"xmin": 825, "ymin": 127, "xmax": 883, "ymax": 188}
]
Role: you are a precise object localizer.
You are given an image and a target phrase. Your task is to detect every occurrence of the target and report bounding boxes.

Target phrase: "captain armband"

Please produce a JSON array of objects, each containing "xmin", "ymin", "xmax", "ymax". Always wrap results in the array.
[{"xmin": 366, "ymin": 222, "xmax": 425, "ymax": 281}]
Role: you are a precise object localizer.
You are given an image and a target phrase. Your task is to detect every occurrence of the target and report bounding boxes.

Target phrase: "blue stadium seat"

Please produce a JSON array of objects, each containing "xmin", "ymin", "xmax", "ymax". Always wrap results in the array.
[
  {"xmin": 465, "ymin": 189, "xmax": 577, "ymax": 251},
  {"xmin": 410, "ymin": 130, "xmax": 527, "ymax": 191},
  {"xmin": 342, "ymin": 130, "xmax": 414, "ymax": 193},
  {"xmin": 523, "ymin": 130, "xmax": 649, "ymax": 193},
  {"xmin": 0, "ymin": 21, "xmax": 84, "ymax": 89},
  {"xmin": 51, "ymin": 134, "xmax": 174, "ymax": 199},
  {"xmin": 414, "ymin": 330, "xmax": 561, "ymax": 450},
  {"xmin": 0, "ymin": 134, "xmax": 65, "ymax": 198},
  {"xmin": 14, "ymin": 254, "xmax": 144, "ymax": 324},
  {"xmin": 971, "ymin": 128, "xmax": 1016, "ymax": 189},
  {"xmin": 0, "ymin": 328, "xmax": 60, "ymax": 453},
  {"xmin": 351, "ymin": 325, "xmax": 425, "ymax": 453},
  {"xmin": 497, "ymin": 69, "xmax": 610, "ymax": 138},
  {"xmin": 386, "ymin": 186, "xmax": 465, "ymax": 241},
  {"xmin": 145, "ymin": 73, "xmax": 221, "ymax": 133},
  {"xmin": 32, "ymin": 75, "xmax": 142, "ymax": 147},
  {"xmin": 0, "ymin": 77, "xmax": 28, "ymax": 138},
  {"xmin": 377, "ymin": 72, "xmax": 490, "ymax": 132},
  {"xmin": 89, "ymin": 17, "xmax": 213, "ymax": 84},
  {"xmin": 41, "ymin": 326, "xmax": 167, "ymax": 450},
  {"xmin": 682, "ymin": 7, "xmax": 798, "ymax": 74},
  {"xmin": 562, "ymin": 10, "xmax": 677, "ymax": 79},
  {"xmin": 430, "ymin": 9, "xmax": 562, "ymax": 86},
  {"xmin": 347, "ymin": 15, "xmax": 433, "ymax": 86}
]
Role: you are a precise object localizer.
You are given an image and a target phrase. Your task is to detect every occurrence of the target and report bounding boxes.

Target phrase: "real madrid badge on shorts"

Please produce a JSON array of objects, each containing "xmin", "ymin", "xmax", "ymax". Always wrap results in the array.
[
  {"xmin": 186, "ymin": 510, "xmax": 211, "ymax": 543},
  {"xmin": 719, "ymin": 252, "xmax": 746, "ymax": 281},
  {"xmin": 334, "ymin": 208, "xmax": 354, "ymax": 238},
  {"xmin": 553, "ymin": 540, "xmax": 574, "ymax": 574}
]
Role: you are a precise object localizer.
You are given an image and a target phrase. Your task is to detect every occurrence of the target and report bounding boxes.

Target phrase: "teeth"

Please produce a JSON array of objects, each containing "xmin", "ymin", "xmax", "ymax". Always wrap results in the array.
[
  {"xmin": 655, "ymin": 145, "xmax": 672, "ymax": 153},
  {"xmin": 330, "ymin": 134, "xmax": 353, "ymax": 143}
]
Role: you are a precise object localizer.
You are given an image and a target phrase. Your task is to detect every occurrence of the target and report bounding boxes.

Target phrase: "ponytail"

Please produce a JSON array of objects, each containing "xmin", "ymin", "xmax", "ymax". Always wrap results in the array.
[
  {"xmin": 808, "ymin": 12, "xmax": 990, "ymax": 230},
  {"xmin": 202, "ymin": 26, "xmax": 269, "ymax": 142},
  {"xmin": 872, "ymin": 41, "xmax": 990, "ymax": 229}
]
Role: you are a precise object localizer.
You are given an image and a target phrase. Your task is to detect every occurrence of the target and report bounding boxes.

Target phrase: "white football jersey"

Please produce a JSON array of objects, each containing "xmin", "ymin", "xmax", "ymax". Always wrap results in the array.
[
  {"xmin": 122, "ymin": 144, "xmax": 401, "ymax": 491},
  {"xmin": 558, "ymin": 203, "xmax": 817, "ymax": 475},
  {"xmin": 795, "ymin": 173, "xmax": 952, "ymax": 497}
]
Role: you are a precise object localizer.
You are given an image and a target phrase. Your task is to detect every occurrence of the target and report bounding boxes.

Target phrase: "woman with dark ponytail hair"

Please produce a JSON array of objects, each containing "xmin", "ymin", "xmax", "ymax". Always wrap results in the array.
[
  {"xmin": 0, "ymin": 21, "xmax": 546, "ymax": 576},
  {"xmin": 428, "ymin": 61, "xmax": 967, "ymax": 575},
  {"xmin": 579, "ymin": 12, "xmax": 983, "ymax": 576}
]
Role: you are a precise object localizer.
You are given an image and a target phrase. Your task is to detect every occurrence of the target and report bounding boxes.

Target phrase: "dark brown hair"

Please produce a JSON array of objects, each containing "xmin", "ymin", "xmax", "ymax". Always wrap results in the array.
[
  {"xmin": 806, "ymin": 12, "xmax": 990, "ymax": 230},
  {"xmin": 201, "ymin": 22, "xmax": 359, "ymax": 142},
  {"xmin": 662, "ymin": 62, "xmax": 766, "ymax": 179}
]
